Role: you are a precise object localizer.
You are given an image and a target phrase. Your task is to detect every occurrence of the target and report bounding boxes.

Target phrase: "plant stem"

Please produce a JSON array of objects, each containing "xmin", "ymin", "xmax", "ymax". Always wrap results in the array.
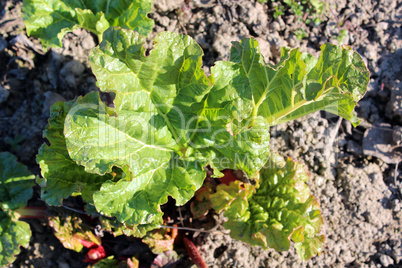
[
  {"xmin": 16, "ymin": 207, "xmax": 47, "ymax": 219},
  {"xmin": 159, "ymin": 225, "xmax": 228, "ymax": 235}
]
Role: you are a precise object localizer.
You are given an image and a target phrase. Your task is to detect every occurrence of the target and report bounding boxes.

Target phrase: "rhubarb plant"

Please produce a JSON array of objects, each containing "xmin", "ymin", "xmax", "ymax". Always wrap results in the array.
[
  {"xmin": 37, "ymin": 27, "xmax": 369, "ymax": 259},
  {"xmin": 23, "ymin": 0, "xmax": 154, "ymax": 49},
  {"xmin": 0, "ymin": 152, "xmax": 35, "ymax": 266}
]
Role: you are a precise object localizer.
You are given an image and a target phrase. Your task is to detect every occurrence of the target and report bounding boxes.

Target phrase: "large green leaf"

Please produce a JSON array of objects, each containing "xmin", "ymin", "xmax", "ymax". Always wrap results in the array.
[
  {"xmin": 64, "ymin": 27, "xmax": 269, "ymax": 227},
  {"xmin": 0, "ymin": 210, "xmax": 31, "ymax": 266},
  {"xmin": 210, "ymin": 154, "xmax": 325, "ymax": 261},
  {"xmin": 23, "ymin": 0, "xmax": 154, "ymax": 49},
  {"xmin": 0, "ymin": 152, "xmax": 35, "ymax": 211},
  {"xmin": 36, "ymin": 99, "xmax": 113, "ymax": 206},
  {"xmin": 212, "ymin": 38, "xmax": 369, "ymax": 127}
]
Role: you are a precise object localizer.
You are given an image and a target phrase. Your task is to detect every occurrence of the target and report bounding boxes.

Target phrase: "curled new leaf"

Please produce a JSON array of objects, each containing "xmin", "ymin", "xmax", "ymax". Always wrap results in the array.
[
  {"xmin": 23, "ymin": 0, "xmax": 154, "ymax": 49},
  {"xmin": 210, "ymin": 154, "xmax": 325, "ymax": 260},
  {"xmin": 48, "ymin": 215, "xmax": 100, "ymax": 252},
  {"xmin": 142, "ymin": 228, "xmax": 177, "ymax": 254}
]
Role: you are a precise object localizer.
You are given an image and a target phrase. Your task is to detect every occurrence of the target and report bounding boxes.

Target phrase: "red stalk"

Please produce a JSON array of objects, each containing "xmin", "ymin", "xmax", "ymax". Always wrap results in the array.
[
  {"xmin": 183, "ymin": 236, "xmax": 207, "ymax": 268},
  {"xmin": 80, "ymin": 239, "xmax": 106, "ymax": 264}
]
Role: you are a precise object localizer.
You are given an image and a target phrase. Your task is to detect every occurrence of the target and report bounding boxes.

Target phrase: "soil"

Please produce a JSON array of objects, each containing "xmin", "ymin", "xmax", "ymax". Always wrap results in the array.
[{"xmin": 1, "ymin": 0, "xmax": 401, "ymax": 267}]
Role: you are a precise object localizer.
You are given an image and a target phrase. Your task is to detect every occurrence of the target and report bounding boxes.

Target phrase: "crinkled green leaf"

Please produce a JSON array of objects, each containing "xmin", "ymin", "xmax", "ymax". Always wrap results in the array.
[
  {"xmin": 212, "ymin": 38, "xmax": 369, "ymax": 127},
  {"xmin": 209, "ymin": 180, "xmax": 254, "ymax": 214},
  {"xmin": 64, "ymin": 27, "xmax": 269, "ymax": 227},
  {"xmin": 210, "ymin": 154, "xmax": 325, "ymax": 260},
  {"xmin": 0, "ymin": 210, "xmax": 31, "ymax": 266},
  {"xmin": 37, "ymin": 99, "xmax": 113, "ymax": 206},
  {"xmin": 23, "ymin": 0, "xmax": 154, "ymax": 49},
  {"xmin": 48, "ymin": 215, "xmax": 100, "ymax": 252},
  {"xmin": 0, "ymin": 152, "xmax": 35, "ymax": 211}
]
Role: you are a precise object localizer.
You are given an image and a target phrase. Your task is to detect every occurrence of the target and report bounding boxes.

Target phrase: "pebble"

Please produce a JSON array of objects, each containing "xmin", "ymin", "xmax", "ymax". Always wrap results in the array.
[
  {"xmin": 154, "ymin": 0, "xmax": 184, "ymax": 12},
  {"xmin": 46, "ymin": 51, "xmax": 63, "ymax": 89},
  {"xmin": 269, "ymin": 21, "xmax": 280, "ymax": 31},
  {"xmin": 343, "ymin": 120, "xmax": 353, "ymax": 136},
  {"xmin": 158, "ymin": 16, "xmax": 170, "ymax": 27},
  {"xmin": 58, "ymin": 262, "xmax": 70, "ymax": 268},
  {"xmin": 379, "ymin": 254, "xmax": 394, "ymax": 267},
  {"xmin": 392, "ymin": 126, "xmax": 402, "ymax": 145},
  {"xmin": 364, "ymin": 45, "xmax": 377, "ymax": 60},
  {"xmin": 42, "ymin": 91, "xmax": 66, "ymax": 115},
  {"xmin": 388, "ymin": 80, "xmax": 402, "ymax": 119},
  {"xmin": 347, "ymin": 140, "xmax": 362, "ymax": 155},
  {"xmin": 81, "ymin": 34, "xmax": 95, "ymax": 50},
  {"xmin": 60, "ymin": 60, "xmax": 85, "ymax": 76},
  {"xmin": 357, "ymin": 99, "xmax": 372, "ymax": 119}
]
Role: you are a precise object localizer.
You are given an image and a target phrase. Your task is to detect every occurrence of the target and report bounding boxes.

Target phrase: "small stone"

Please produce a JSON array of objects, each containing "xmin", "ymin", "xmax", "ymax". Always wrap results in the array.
[
  {"xmin": 387, "ymin": 80, "xmax": 402, "ymax": 120},
  {"xmin": 326, "ymin": 21, "xmax": 339, "ymax": 36},
  {"xmin": 60, "ymin": 60, "xmax": 85, "ymax": 76},
  {"xmin": 392, "ymin": 199, "xmax": 401, "ymax": 212},
  {"xmin": 81, "ymin": 34, "xmax": 95, "ymax": 50},
  {"xmin": 364, "ymin": 45, "xmax": 377, "ymax": 60},
  {"xmin": 58, "ymin": 262, "xmax": 70, "ymax": 268},
  {"xmin": 343, "ymin": 120, "xmax": 353, "ymax": 135},
  {"xmin": 154, "ymin": 0, "xmax": 184, "ymax": 12},
  {"xmin": 86, "ymin": 76, "xmax": 96, "ymax": 84},
  {"xmin": 376, "ymin": 21, "xmax": 388, "ymax": 32},
  {"xmin": 286, "ymin": 33, "xmax": 297, "ymax": 47},
  {"xmin": 269, "ymin": 21, "xmax": 280, "ymax": 31},
  {"xmin": 46, "ymin": 51, "xmax": 63, "ymax": 89},
  {"xmin": 352, "ymin": 131, "xmax": 363, "ymax": 141},
  {"xmin": 286, "ymin": 15, "xmax": 295, "ymax": 25},
  {"xmin": 256, "ymin": 38, "xmax": 271, "ymax": 62},
  {"xmin": 393, "ymin": 126, "xmax": 402, "ymax": 145},
  {"xmin": 395, "ymin": 246, "xmax": 402, "ymax": 263},
  {"xmin": 356, "ymin": 99, "xmax": 372, "ymax": 119},
  {"xmin": 63, "ymin": 74, "xmax": 77, "ymax": 88},
  {"xmin": 347, "ymin": 140, "xmax": 362, "ymax": 155},
  {"xmin": 42, "ymin": 91, "xmax": 66, "ymax": 115},
  {"xmin": 337, "ymin": 133, "xmax": 348, "ymax": 147},
  {"xmin": 158, "ymin": 16, "xmax": 170, "ymax": 27},
  {"xmin": 363, "ymin": 124, "xmax": 401, "ymax": 164},
  {"xmin": 379, "ymin": 254, "xmax": 394, "ymax": 267}
]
